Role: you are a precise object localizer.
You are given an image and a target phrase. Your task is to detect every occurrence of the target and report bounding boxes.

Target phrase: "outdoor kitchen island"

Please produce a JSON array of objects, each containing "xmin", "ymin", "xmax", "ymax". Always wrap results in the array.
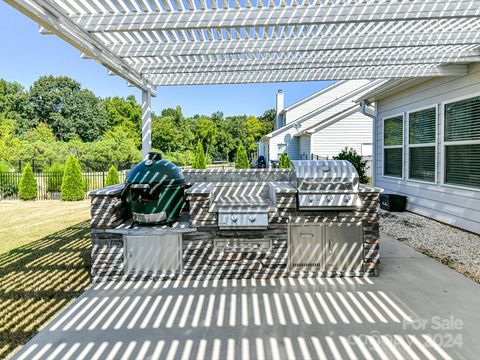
[{"xmin": 89, "ymin": 161, "xmax": 381, "ymax": 282}]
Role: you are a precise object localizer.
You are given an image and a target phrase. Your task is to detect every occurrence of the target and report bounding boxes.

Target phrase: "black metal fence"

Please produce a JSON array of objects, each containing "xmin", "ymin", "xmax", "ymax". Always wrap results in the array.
[
  {"xmin": 0, "ymin": 171, "xmax": 128, "ymax": 200},
  {"xmin": 2, "ymin": 160, "xmax": 137, "ymax": 173}
]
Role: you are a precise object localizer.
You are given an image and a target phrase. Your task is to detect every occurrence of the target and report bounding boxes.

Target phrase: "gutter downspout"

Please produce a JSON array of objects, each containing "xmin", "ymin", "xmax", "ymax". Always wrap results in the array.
[{"xmin": 359, "ymin": 100, "xmax": 378, "ymax": 187}]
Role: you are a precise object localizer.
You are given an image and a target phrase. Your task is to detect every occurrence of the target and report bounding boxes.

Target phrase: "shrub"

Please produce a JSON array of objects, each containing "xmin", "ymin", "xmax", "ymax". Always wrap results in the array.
[
  {"xmin": 44, "ymin": 162, "xmax": 65, "ymax": 192},
  {"xmin": 279, "ymin": 153, "xmax": 292, "ymax": 169},
  {"xmin": 192, "ymin": 141, "xmax": 206, "ymax": 169},
  {"xmin": 0, "ymin": 163, "xmax": 12, "ymax": 172},
  {"xmin": 0, "ymin": 163, "xmax": 19, "ymax": 198},
  {"xmin": 161, "ymin": 150, "xmax": 195, "ymax": 167},
  {"xmin": 234, "ymin": 142, "xmax": 250, "ymax": 169},
  {"xmin": 105, "ymin": 165, "xmax": 120, "ymax": 186},
  {"xmin": 61, "ymin": 155, "xmax": 85, "ymax": 201},
  {"xmin": 333, "ymin": 147, "xmax": 369, "ymax": 184},
  {"xmin": 18, "ymin": 163, "xmax": 37, "ymax": 200}
]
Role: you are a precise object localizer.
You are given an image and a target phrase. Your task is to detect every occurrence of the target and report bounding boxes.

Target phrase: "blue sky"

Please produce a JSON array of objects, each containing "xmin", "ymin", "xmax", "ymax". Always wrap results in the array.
[{"xmin": 0, "ymin": 2, "xmax": 333, "ymax": 117}]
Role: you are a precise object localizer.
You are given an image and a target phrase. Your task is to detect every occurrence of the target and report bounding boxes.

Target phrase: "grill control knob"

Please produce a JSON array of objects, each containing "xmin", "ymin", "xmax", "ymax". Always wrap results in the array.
[
  {"xmin": 326, "ymin": 195, "xmax": 334, "ymax": 202},
  {"xmin": 249, "ymin": 215, "xmax": 256, "ymax": 222},
  {"xmin": 344, "ymin": 195, "xmax": 351, "ymax": 203},
  {"xmin": 308, "ymin": 195, "xmax": 314, "ymax": 203},
  {"xmin": 231, "ymin": 215, "xmax": 238, "ymax": 222}
]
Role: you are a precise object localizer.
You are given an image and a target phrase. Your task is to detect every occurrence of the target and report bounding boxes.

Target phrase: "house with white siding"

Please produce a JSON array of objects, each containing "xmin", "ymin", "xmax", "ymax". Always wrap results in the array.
[
  {"xmin": 359, "ymin": 64, "xmax": 480, "ymax": 234},
  {"xmin": 258, "ymin": 80, "xmax": 384, "ymax": 164}
]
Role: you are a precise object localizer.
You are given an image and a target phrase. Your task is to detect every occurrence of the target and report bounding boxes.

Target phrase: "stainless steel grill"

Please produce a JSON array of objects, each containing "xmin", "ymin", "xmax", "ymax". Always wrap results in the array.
[
  {"xmin": 212, "ymin": 183, "xmax": 271, "ymax": 230},
  {"xmin": 292, "ymin": 160, "xmax": 361, "ymax": 210}
]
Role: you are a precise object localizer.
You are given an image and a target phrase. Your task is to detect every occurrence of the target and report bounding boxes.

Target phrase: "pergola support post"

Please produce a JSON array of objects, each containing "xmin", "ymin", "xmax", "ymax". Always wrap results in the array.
[{"xmin": 141, "ymin": 88, "xmax": 152, "ymax": 160}]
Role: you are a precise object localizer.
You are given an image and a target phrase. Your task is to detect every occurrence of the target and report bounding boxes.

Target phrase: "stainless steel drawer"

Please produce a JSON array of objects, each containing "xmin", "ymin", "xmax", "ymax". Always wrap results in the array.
[
  {"xmin": 298, "ymin": 193, "xmax": 360, "ymax": 210},
  {"xmin": 325, "ymin": 224, "xmax": 363, "ymax": 273},
  {"xmin": 124, "ymin": 234, "xmax": 182, "ymax": 274},
  {"xmin": 214, "ymin": 239, "xmax": 271, "ymax": 252},
  {"xmin": 218, "ymin": 212, "xmax": 268, "ymax": 229},
  {"xmin": 288, "ymin": 225, "xmax": 326, "ymax": 269}
]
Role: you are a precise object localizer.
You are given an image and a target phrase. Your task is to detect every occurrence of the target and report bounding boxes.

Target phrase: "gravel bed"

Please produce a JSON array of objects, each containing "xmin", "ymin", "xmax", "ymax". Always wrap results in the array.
[{"xmin": 380, "ymin": 210, "xmax": 480, "ymax": 283}]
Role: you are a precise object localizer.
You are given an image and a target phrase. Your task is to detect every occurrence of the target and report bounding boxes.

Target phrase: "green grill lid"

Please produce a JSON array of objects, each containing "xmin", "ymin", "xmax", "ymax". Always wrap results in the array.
[{"xmin": 126, "ymin": 152, "xmax": 185, "ymax": 186}]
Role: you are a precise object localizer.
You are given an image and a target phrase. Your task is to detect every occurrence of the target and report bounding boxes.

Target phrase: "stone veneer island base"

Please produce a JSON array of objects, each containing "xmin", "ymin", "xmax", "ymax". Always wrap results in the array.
[{"xmin": 89, "ymin": 169, "xmax": 381, "ymax": 283}]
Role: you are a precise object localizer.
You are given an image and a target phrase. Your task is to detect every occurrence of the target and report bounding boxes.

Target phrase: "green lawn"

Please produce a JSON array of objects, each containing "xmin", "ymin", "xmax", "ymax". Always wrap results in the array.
[{"xmin": 0, "ymin": 201, "xmax": 92, "ymax": 358}]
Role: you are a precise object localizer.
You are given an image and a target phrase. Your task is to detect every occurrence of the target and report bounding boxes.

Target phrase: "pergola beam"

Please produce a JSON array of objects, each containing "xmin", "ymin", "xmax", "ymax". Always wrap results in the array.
[
  {"xmin": 112, "ymin": 31, "xmax": 480, "ymax": 58},
  {"xmin": 72, "ymin": 0, "xmax": 480, "ymax": 33},
  {"xmin": 4, "ymin": 0, "xmax": 157, "ymax": 96},
  {"xmin": 131, "ymin": 53, "xmax": 480, "ymax": 74},
  {"xmin": 141, "ymin": 89, "xmax": 152, "ymax": 159},
  {"xmin": 147, "ymin": 65, "xmax": 468, "ymax": 86}
]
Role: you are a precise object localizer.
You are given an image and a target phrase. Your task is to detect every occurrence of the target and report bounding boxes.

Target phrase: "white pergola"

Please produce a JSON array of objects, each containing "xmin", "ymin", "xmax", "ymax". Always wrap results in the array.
[{"xmin": 6, "ymin": 0, "xmax": 480, "ymax": 157}]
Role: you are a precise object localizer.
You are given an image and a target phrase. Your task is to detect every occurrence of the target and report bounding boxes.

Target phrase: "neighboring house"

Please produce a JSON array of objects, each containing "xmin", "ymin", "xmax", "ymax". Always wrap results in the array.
[
  {"xmin": 359, "ymin": 63, "xmax": 480, "ymax": 234},
  {"xmin": 258, "ymin": 80, "xmax": 384, "ymax": 163}
]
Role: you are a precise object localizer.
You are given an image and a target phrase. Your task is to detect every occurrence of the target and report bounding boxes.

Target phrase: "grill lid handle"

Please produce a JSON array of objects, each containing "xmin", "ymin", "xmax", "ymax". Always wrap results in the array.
[{"xmin": 130, "ymin": 184, "xmax": 151, "ymax": 189}]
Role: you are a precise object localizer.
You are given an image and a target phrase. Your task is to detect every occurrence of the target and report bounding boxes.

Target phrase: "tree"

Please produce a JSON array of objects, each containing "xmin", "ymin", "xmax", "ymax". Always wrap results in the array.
[
  {"xmin": 28, "ymin": 76, "xmax": 106, "ymax": 142},
  {"xmin": 62, "ymin": 89, "xmax": 107, "ymax": 142},
  {"xmin": 161, "ymin": 106, "xmax": 183, "ymax": 122},
  {"xmin": 192, "ymin": 141, "xmax": 206, "ymax": 169},
  {"xmin": 211, "ymin": 111, "xmax": 224, "ymax": 122},
  {"xmin": 0, "ymin": 79, "xmax": 32, "ymax": 133},
  {"xmin": 103, "ymin": 95, "xmax": 142, "ymax": 145},
  {"xmin": 235, "ymin": 142, "xmax": 250, "ymax": 169},
  {"xmin": 258, "ymin": 108, "xmax": 275, "ymax": 134},
  {"xmin": 18, "ymin": 163, "xmax": 37, "ymax": 200},
  {"xmin": 61, "ymin": 154, "xmax": 85, "ymax": 201},
  {"xmin": 245, "ymin": 116, "xmax": 264, "ymax": 154},
  {"xmin": 152, "ymin": 115, "xmax": 184, "ymax": 153},
  {"xmin": 195, "ymin": 117, "xmax": 217, "ymax": 155},
  {"xmin": 214, "ymin": 119, "xmax": 235, "ymax": 161},
  {"xmin": 279, "ymin": 153, "xmax": 292, "ymax": 168},
  {"xmin": 223, "ymin": 115, "xmax": 248, "ymax": 161},
  {"xmin": 22, "ymin": 123, "xmax": 56, "ymax": 143},
  {"xmin": 105, "ymin": 165, "xmax": 120, "ymax": 186},
  {"xmin": 44, "ymin": 162, "xmax": 64, "ymax": 193},
  {"xmin": 333, "ymin": 147, "xmax": 369, "ymax": 184},
  {"xmin": 0, "ymin": 114, "xmax": 22, "ymax": 161}
]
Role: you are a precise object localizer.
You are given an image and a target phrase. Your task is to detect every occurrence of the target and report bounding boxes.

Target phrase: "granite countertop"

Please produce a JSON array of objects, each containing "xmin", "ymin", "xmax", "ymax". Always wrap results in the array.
[
  {"xmin": 88, "ymin": 184, "xmax": 125, "ymax": 197},
  {"xmin": 185, "ymin": 181, "xmax": 297, "ymax": 195},
  {"xmin": 105, "ymin": 215, "xmax": 196, "ymax": 235},
  {"xmin": 358, "ymin": 184, "xmax": 384, "ymax": 193}
]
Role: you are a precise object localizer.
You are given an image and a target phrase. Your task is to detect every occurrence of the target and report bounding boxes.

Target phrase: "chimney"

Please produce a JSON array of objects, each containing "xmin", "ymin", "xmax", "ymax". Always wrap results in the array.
[{"xmin": 275, "ymin": 90, "xmax": 285, "ymax": 130}]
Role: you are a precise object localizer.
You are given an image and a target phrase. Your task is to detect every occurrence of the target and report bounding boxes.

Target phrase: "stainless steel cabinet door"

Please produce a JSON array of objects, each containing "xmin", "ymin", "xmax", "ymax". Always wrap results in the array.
[
  {"xmin": 125, "ymin": 234, "xmax": 182, "ymax": 274},
  {"xmin": 325, "ymin": 225, "xmax": 363, "ymax": 272},
  {"xmin": 288, "ymin": 225, "xmax": 326, "ymax": 269}
]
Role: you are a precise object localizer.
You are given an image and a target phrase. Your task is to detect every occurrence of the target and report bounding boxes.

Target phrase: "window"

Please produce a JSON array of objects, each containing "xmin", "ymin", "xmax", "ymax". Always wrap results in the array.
[
  {"xmin": 408, "ymin": 108, "xmax": 436, "ymax": 182},
  {"xmin": 383, "ymin": 115, "xmax": 403, "ymax": 177},
  {"xmin": 277, "ymin": 144, "xmax": 287, "ymax": 158},
  {"xmin": 444, "ymin": 96, "xmax": 480, "ymax": 189}
]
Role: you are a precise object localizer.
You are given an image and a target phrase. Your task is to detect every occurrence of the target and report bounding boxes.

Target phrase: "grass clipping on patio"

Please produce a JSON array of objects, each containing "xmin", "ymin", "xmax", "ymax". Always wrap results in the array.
[{"xmin": 0, "ymin": 220, "xmax": 92, "ymax": 358}]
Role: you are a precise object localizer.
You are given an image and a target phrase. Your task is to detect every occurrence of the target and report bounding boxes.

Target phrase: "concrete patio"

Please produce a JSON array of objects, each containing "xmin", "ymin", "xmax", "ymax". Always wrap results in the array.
[{"xmin": 13, "ymin": 233, "xmax": 480, "ymax": 360}]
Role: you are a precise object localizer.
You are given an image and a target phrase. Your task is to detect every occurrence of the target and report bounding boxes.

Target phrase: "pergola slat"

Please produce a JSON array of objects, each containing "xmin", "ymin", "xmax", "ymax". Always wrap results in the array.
[
  {"xmin": 146, "ymin": 64, "xmax": 469, "ymax": 86},
  {"xmin": 110, "ymin": 30, "xmax": 480, "ymax": 58},
  {"xmin": 6, "ymin": 0, "xmax": 480, "ymax": 89},
  {"xmin": 71, "ymin": 0, "xmax": 480, "ymax": 33},
  {"xmin": 131, "ymin": 53, "xmax": 480, "ymax": 74}
]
